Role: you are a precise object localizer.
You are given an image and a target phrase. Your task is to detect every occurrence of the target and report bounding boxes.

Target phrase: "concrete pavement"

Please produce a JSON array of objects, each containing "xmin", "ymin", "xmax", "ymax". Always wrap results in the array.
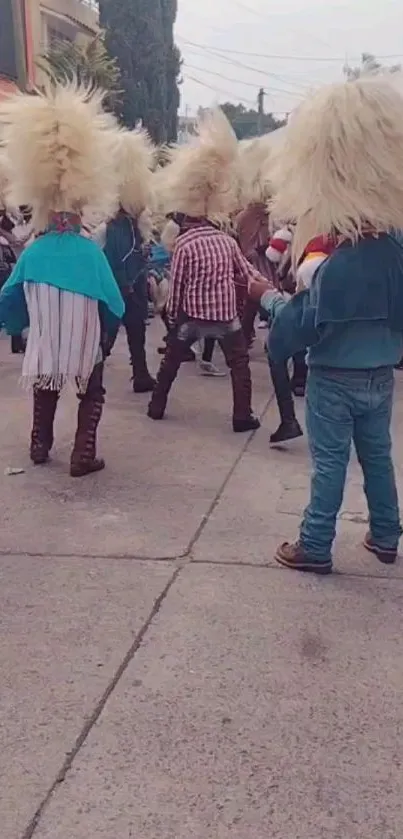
[{"xmin": 1, "ymin": 322, "xmax": 403, "ymax": 839}]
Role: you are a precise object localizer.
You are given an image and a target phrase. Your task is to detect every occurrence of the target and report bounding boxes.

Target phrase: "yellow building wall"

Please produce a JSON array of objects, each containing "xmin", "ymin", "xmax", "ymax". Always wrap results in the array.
[{"xmin": 29, "ymin": 0, "xmax": 99, "ymax": 85}]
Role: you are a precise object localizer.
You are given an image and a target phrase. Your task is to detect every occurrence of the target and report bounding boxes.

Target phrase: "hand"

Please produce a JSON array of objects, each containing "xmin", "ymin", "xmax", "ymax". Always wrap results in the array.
[{"xmin": 248, "ymin": 279, "xmax": 272, "ymax": 303}]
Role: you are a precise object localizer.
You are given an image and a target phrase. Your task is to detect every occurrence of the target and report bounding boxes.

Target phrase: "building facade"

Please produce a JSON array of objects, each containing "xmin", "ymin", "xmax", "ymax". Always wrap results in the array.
[
  {"xmin": 0, "ymin": 0, "xmax": 99, "ymax": 96},
  {"xmin": 29, "ymin": 0, "xmax": 99, "ymax": 86}
]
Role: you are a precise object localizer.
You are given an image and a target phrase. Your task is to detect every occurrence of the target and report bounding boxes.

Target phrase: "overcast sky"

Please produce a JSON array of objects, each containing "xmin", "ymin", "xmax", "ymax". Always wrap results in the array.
[{"xmin": 175, "ymin": 0, "xmax": 402, "ymax": 116}]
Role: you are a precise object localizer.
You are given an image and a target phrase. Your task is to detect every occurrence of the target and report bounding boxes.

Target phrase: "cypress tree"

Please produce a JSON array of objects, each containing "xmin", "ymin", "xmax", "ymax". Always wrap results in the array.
[{"xmin": 98, "ymin": 0, "xmax": 181, "ymax": 143}]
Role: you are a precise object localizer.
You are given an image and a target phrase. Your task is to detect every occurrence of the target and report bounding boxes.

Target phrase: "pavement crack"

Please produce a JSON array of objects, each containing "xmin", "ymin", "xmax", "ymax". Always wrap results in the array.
[
  {"xmin": 0, "ymin": 550, "xmax": 180, "ymax": 562},
  {"xmin": 185, "ymin": 391, "xmax": 275, "ymax": 555},
  {"xmin": 21, "ymin": 563, "xmax": 184, "ymax": 839}
]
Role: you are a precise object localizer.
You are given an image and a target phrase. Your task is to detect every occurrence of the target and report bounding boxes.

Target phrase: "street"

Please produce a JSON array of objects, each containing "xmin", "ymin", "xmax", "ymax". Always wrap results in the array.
[{"xmin": 1, "ymin": 321, "xmax": 403, "ymax": 839}]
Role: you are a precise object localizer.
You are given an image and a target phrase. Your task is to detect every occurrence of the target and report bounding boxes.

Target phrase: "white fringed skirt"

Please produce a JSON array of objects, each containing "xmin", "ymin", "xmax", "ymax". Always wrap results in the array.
[{"xmin": 22, "ymin": 282, "xmax": 101, "ymax": 393}]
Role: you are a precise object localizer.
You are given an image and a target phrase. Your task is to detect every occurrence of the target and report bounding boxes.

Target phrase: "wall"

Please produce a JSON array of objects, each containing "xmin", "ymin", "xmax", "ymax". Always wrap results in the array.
[{"xmin": 29, "ymin": 0, "xmax": 99, "ymax": 85}]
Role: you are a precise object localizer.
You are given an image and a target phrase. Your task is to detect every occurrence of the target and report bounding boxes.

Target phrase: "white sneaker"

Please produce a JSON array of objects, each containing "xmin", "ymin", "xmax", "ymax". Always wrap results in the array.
[{"xmin": 199, "ymin": 361, "xmax": 226, "ymax": 377}]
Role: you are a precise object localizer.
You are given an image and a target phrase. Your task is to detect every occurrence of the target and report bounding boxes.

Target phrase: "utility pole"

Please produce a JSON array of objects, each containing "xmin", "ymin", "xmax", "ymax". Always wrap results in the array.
[{"xmin": 257, "ymin": 87, "xmax": 265, "ymax": 136}]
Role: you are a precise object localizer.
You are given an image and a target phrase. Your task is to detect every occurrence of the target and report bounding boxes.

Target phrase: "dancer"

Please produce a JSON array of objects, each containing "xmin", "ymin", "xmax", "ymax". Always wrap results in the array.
[
  {"xmin": 158, "ymin": 220, "xmax": 224, "ymax": 375},
  {"xmin": 266, "ymin": 74, "xmax": 403, "ymax": 573},
  {"xmin": 0, "ymin": 158, "xmax": 30, "ymax": 353},
  {"xmin": 0, "ymin": 82, "xmax": 124, "ymax": 476},
  {"xmin": 148, "ymin": 109, "xmax": 270, "ymax": 431},
  {"xmin": 260, "ymin": 232, "xmax": 335, "ymax": 443},
  {"xmin": 104, "ymin": 129, "xmax": 156, "ymax": 393},
  {"xmin": 236, "ymin": 138, "xmax": 275, "ymax": 346}
]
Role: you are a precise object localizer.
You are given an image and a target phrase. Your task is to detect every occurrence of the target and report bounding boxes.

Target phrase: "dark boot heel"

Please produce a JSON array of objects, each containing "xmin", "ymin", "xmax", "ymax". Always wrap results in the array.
[{"xmin": 30, "ymin": 389, "xmax": 59, "ymax": 464}]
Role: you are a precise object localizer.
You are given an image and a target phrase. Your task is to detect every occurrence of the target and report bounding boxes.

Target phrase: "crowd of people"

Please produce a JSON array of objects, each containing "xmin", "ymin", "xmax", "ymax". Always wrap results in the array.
[{"xmin": 1, "ymin": 72, "xmax": 403, "ymax": 574}]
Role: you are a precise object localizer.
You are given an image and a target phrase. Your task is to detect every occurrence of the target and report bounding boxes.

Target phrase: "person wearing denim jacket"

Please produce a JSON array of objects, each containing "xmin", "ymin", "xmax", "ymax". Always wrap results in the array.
[
  {"xmin": 254, "ymin": 231, "xmax": 403, "ymax": 575},
  {"xmin": 259, "ymin": 71, "xmax": 403, "ymax": 574}
]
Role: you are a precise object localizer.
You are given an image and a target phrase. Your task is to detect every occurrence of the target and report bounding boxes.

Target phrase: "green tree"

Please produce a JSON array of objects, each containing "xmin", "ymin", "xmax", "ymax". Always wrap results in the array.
[
  {"xmin": 99, "ymin": 0, "xmax": 181, "ymax": 143},
  {"xmin": 160, "ymin": 0, "xmax": 181, "ymax": 142},
  {"xmin": 220, "ymin": 102, "xmax": 285, "ymax": 140},
  {"xmin": 38, "ymin": 33, "xmax": 121, "ymax": 105}
]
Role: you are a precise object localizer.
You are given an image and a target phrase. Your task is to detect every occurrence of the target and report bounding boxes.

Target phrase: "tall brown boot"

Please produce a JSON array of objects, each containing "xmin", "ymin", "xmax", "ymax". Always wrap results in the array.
[
  {"xmin": 147, "ymin": 338, "xmax": 185, "ymax": 420},
  {"xmin": 220, "ymin": 330, "xmax": 261, "ymax": 433},
  {"xmin": 30, "ymin": 388, "xmax": 59, "ymax": 465},
  {"xmin": 70, "ymin": 363, "xmax": 105, "ymax": 478}
]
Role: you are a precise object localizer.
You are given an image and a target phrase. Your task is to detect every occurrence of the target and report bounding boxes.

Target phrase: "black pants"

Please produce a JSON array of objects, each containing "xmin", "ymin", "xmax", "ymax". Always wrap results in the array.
[
  {"xmin": 292, "ymin": 350, "xmax": 308, "ymax": 388},
  {"xmin": 123, "ymin": 294, "xmax": 151, "ymax": 381},
  {"xmin": 269, "ymin": 358, "xmax": 297, "ymax": 424},
  {"xmin": 160, "ymin": 307, "xmax": 214, "ymax": 362},
  {"xmin": 202, "ymin": 338, "xmax": 215, "ymax": 363},
  {"xmin": 269, "ymin": 351, "xmax": 308, "ymax": 424}
]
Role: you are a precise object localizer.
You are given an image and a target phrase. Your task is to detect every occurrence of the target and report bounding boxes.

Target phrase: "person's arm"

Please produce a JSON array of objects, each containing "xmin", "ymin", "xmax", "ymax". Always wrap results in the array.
[
  {"xmin": 166, "ymin": 242, "xmax": 188, "ymax": 322},
  {"xmin": 232, "ymin": 238, "xmax": 274, "ymax": 293},
  {"xmin": 248, "ymin": 278, "xmax": 286, "ymax": 320}
]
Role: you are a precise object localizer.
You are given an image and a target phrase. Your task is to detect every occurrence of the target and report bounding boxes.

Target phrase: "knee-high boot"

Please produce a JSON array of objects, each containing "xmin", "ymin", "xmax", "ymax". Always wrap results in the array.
[
  {"xmin": 220, "ymin": 330, "xmax": 260, "ymax": 432},
  {"xmin": 30, "ymin": 388, "xmax": 59, "ymax": 465},
  {"xmin": 147, "ymin": 338, "xmax": 185, "ymax": 420},
  {"xmin": 70, "ymin": 363, "xmax": 105, "ymax": 478}
]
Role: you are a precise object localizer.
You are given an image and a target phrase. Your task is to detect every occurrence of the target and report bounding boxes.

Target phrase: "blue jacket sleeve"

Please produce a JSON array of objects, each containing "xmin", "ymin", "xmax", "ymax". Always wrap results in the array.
[{"xmin": 267, "ymin": 289, "xmax": 320, "ymax": 363}]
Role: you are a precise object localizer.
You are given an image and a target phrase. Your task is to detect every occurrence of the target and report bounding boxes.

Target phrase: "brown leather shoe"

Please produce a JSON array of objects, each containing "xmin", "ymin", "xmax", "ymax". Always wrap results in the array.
[
  {"xmin": 275, "ymin": 541, "xmax": 333, "ymax": 575},
  {"xmin": 363, "ymin": 532, "xmax": 398, "ymax": 565}
]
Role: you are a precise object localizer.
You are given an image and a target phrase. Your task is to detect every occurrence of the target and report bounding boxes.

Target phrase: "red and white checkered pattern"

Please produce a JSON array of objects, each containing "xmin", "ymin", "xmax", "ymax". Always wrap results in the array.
[{"xmin": 167, "ymin": 226, "xmax": 265, "ymax": 322}]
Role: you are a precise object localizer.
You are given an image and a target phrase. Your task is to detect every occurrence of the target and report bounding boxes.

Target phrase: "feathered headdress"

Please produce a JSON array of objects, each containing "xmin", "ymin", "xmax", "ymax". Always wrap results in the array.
[
  {"xmin": 0, "ymin": 81, "xmax": 119, "ymax": 231},
  {"xmin": 114, "ymin": 128, "xmax": 155, "ymax": 218},
  {"xmin": 238, "ymin": 135, "xmax": 274, "ymax": 208},
  {"xmin": 157, "ymin": 108, "xmax": 240, "ymax": 224},
  {"xmin": 270, "ymin": 74, "xmax": 403, "ymax": 262},
  {"xmin": 0, "ymin": 151, "xmax": 9, "ymax": 210}
]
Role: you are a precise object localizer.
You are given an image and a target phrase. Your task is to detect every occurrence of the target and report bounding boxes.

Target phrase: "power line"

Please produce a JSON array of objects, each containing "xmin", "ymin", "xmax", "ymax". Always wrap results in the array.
[
  {"xmin": 183, "ymin": 75, "xmax": 289, "ymax": 116},
  {"xmin": 183, "ymin": 63, "xmax": 306, "ymax": 99},
  {"xmin": 230, "ymin": 0, "xmax": 335, "ymax": 54},
  {"xmin": 183, "ymin": 75, "xmax": 256, "ymax": 107},
  {"xmin": 183, "ymin": 45, "xmax": 308, "ymax": 96},
  {"xmin": 184, "ymin": 63, "xmax": 259, "ymax": 88},
  {"xmin": 184, "ymin": 44, "xmax": 323, "ymax": 92},
  {"xmin": 178, "ymin": 36, "xmax": 403, "ymax": 64}
]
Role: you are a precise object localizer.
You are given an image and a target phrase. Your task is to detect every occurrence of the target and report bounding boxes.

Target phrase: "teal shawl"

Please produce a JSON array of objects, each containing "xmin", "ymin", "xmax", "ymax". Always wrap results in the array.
[{"xmin": 0, "ymin": 231, "xmax": 125, "ymax": 336}]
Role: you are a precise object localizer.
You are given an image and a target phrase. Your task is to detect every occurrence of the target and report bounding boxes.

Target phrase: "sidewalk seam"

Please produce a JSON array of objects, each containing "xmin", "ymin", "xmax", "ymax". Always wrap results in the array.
[
  {"xmin": 21, "ymin": 562, "xmax": 186, "ymax": 839},
  {"xmin": 186, "ymin": 391, "xmax": 275, "ymax": 555}
]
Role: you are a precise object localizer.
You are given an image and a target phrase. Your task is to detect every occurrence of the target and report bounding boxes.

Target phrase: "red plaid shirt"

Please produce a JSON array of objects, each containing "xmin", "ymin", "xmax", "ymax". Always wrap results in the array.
[{"xmin": 167, "ymin": 226, "xmax": 267, "ymax": 322}]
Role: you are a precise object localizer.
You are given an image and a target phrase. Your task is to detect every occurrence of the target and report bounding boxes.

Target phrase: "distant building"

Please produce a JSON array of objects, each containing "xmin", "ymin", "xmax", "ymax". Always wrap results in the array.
[
  {"xmin": 0, "ymin": 0, "xmax": 99, "ymax": 97},
  {"xmin": 30, "ymin": 0, "xmax": 99, "ymax": 86},
  {"xmin": 0, "ymin": 0, "xmax": 27, "ymax": 95}
]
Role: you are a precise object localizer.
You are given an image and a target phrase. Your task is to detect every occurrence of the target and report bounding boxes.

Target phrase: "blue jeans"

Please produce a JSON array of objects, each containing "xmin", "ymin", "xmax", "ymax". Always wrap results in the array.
[{"xmin": 300, "ymin": 366, "xmax": 401, "ymax": 561}]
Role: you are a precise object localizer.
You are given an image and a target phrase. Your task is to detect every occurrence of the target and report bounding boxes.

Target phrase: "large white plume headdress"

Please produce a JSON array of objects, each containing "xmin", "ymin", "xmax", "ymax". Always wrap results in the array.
[
  {"xmin": 157, "ymin": 108, "xmax": 240, "ymax": 223},
  {"xmin": 114, "ymin": 128, "xmax": 155, "ymax": 216},
  {"xmin": 270, "ymin": 74, "xmax": 403, "ymax": 262},
  {"xmin": 0, "ymin": 81, "xmax": 120, "ymax": 231},
  {"xmin": 238, "ymin": 134, "xmax": 276, "ymax": 209}
]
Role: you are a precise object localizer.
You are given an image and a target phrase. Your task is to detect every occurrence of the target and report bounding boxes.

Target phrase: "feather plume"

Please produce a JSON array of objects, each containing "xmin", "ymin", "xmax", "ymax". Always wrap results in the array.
[
  {"xmin": 156, "ymin": 108, "xmax": 240, "ymax": 222},
  {"xmin": 0, "ymin": 80, "xmax": 119, "ymax": 231},
  {"xmin": 0, "ymin": 151, "xmax": 9, "ymax": 210},
  {"xmin": 270, "ymin": 74, "xmax": 403, "ymax": 262},
  {"xmin": 114, "ymin": 128, "xmax": 155, "ymax": 219},
  {"xmin": 238, "ymin": 135, "xmax": 274, "ymax": 207},
  {"xmin": 160, "ymin": 218, "xmax": 181, "ymax": 252}
]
